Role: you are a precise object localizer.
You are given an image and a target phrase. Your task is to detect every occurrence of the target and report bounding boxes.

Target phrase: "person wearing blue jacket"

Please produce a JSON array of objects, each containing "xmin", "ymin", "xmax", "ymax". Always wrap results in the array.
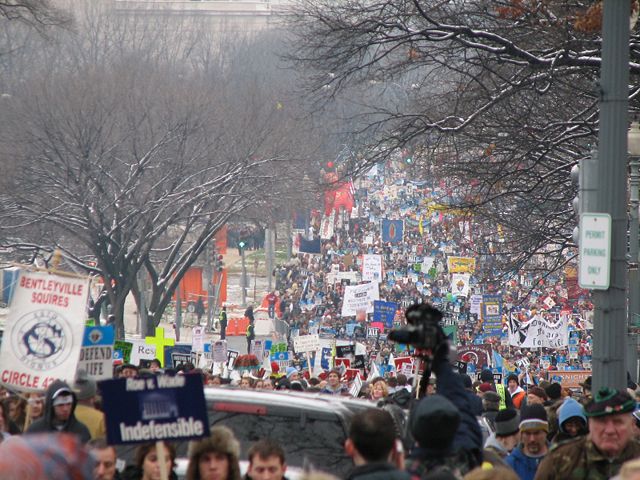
[
  {"xmin": 505, "ymin": 404, "xmax": 549, "ymax": 480},
  {"xmin": 551, "ymin": 398, "xmax": 587, "ymax": 446}
]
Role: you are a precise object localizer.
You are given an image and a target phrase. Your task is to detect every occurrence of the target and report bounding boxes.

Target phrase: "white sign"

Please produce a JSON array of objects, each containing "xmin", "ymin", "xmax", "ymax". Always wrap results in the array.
[
  {"xmin": 362, "ymin": 255, "xmax": 383, "ymax": 282},
  {"xmin": 470, "ymin": 294, "xmax": 483, "ymax": 315},
  {"xmin": 192, "ymin": 326, "xmax": 205, "ymax": 353},
  {"xmin": 0, "ymin": 270, "xmax": 90, "ymax": 392},
  {"xmin": 252, "ymin": 340, "xmax": 264, "ymax": 360},
  {"xmin": 320, "ymin": 211, "xmax": 335, "ymax": 240},
  {"xmin": 509, "ymin": 315, "xmax": 569, "ymax": 349},
  {"xmin": 212, "ymin": 340, "xmax": 228, "ymax": 363},
  {"xmin": 422, "ymin": 256, "xmax": 435, "ymax": 272},
  {"xmin": 367, "ymin": 327, "xmax": 379, "ymax": 338},
  {"xmin": 341, "ymin": 282, "xmax": 380, "ymax": 316},
  {"xmin": 579, "ymin": 213, "xmax": 611, "ymax": 289},
  {"xmin": 349, "ymin": 374, "xmax": 363, "ymax": 397},
  {"xmin": 130, "ymin": 339, "xmax": 156, "ymax": 366},
  {"xmin": 543, "ymin": 297, "xmax": 556, "ymax": 309},
  {"xmin": 450, "ymin": 273, "xmax": 471, "ymax": 297},
  {"xmin": 293, "ymin": 334, "xmax": 320, "ymax": 353}
]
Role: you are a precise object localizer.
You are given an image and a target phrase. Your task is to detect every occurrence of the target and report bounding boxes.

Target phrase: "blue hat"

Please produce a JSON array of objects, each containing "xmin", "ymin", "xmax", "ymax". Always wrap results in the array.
[
  {"xmin": 286, "ymin": 366, "xmax": 298, "ymax": 378},
  {"xmin": 558, "ymin": 398, "xmax": 586, "ymax": 432}
]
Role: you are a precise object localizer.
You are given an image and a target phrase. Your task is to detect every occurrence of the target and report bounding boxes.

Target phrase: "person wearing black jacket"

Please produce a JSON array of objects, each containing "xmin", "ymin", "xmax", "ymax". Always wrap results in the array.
[
  {"xmin": 26, "ymin": 379, "xmax": 91, "ymax": 443},
  {"xmin": 344, "ymin": 408, "xmax": 410, "ymax": 480}
]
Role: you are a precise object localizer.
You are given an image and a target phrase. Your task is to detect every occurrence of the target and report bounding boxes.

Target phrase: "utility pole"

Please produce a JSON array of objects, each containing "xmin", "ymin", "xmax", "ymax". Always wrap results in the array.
[
  {"xmin": 204, "ymin": 243, "xmax": 214, "ymax": 331},
  {"xmin": 266, "ymin": 226, "xmax": 275, "ymax": 292},
  {"xmin": 239, "ymin": 241, "xmax": 247, "ymax": 307},
  {"xmin": 628, "ymin": 124, "xmax": 640, "ymax": 380},
  {"xmin": 592, "ymin": 0, "xmax": 630, "ymax": 392}
]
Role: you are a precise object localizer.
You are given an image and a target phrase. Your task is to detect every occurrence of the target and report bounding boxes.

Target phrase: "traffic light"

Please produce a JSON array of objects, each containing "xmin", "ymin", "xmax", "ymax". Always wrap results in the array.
[
  {"xmin": 571, "ymin": 150, "xmax": 599, "ymax": 244},
  {"xmin": 215, "ymin": 254, "xmax": 224, "ymax": 272}
]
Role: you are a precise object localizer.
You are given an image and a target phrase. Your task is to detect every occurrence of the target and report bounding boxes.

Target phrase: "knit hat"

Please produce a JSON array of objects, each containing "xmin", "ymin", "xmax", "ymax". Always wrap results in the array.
[
  {"xmin": 528, "ymin": 386, "xmax": 548, "ymax": 402},
  {"xmin": 478, "ymin": 383, "xmax": 494, "ymax": 393},
  {"xmin": 495, "ymin": 409, "xmax": 520, "ymax": 437},
  {"xmin": 73, "ymin": 369, "xmax": 97, "ymax": 401},
  {"xmin": 482, "ymin": 391, "xmax": 501, "ymax": 411},
  {"xmin": 545, "ymin": 382, "xmax": 562, "ymax": 401},
  {"xmin": 480, "ymin": 369, "xmax": 494, "ymax": 383},
  {"xmin": 558, "ymin": 398, "xmax": 586, "ymax": 432},
  {"xmin": 519, "ymin": 404, "xmax": 548, "ymax": 432},
  {"xmin": 286, "ymin": 366, "xmax": 298, "ymax": 379},
  {"xmin": 409, "ymin": 394, "xmax": 460, "ymax": 449},
  {"xmin": 585, "ymin": 387, "xmax": 636, "ymax": 417}
]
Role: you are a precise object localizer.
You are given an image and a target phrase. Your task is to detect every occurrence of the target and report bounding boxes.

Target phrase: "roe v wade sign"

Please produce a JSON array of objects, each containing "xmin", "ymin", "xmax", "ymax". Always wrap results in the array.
[{"xmin": 578, "ymin": 213, "xmax": 611, "ymax": 290}]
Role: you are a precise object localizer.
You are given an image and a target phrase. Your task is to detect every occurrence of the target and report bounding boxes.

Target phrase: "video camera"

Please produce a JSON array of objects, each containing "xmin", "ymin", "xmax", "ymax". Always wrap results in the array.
[{"xmin": 387, "ymin": 303, "xmax": 446, "ymax": 353}]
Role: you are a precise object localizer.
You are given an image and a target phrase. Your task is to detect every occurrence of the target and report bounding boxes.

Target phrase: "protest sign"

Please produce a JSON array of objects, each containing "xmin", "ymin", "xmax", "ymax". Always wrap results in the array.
[
  {"xmin": 349, "ymin": 374, "xmax": 363, "ymax": 397},
  {"xmin": 78, "ymin": 326, "xmax": 114, "ymax": 380},
  {"xmin": 373, "ymin": 300, "xmax": 397, "ymax": 328},
  {"xmin": 469, "ymin": 295, "xmax": 483, "ymax": 315},
  {"xmin": 482, "ymin": 295, "xmax": 503, "ymax": 335},
  {"xmin": 335, "ymin": 344, "xmax": 355, "ymax": 358},
  {"xmin": 0, "ymin": 270, "xmax": 90, "ymax": 391},
  {"xmin": 381, "ymin": 219, "xmax": 404, "ymax": 243},
  {"xmin": 251, "ymin": 340, "xmax": 264, "ymax": 361},
  {"xmin": 549, "ymin": 370, "xmax": 591, "ymax": 389},
  {"xmin": 362, "ymin": 255, "xmax": 383, "ymax": 282},
  {"xmin": 227, "ymin": 349, "xmax": 239, "ymax": 369},
  {"xmin": 191, "ymin": 326, "xmax": 205, "ymax": 353},
  {"xmin": 446, "ymin": 256, "xmax": 476, "ymax": 273},
  {"xmin": 293, "ymin": 334, "xmax": 320, "ymax": 353},
  {"xmin": 367, "ymin": 327, "xmax": 379, "ymax": 338},
  {"xmin": 211, "ymin": 340, "xmax": 228, "ymax": 363},
  {"xmin": 344, "ymin": 368, "xmax": 361, "ymax": 382},
  {"xmin": 335, "ymin": 357, "xmax": 351, "ymax": 369},
  {"xmin": 130, "ymin": 339, "xmax": 157, "ymax": 366},
  {"xmin": 114, "ymin": 340, "xmax": 133, "ymax": 364},
  {"xmin": 101, "ymin": 374, "xmax": 209, "ymax": 445},
  {"xmin": 508, "ymin": 315, "xmax": 568, "ymax": 349},
  {"xmin": 450, "ymin": 273, "xmax": 471, "ymax": 298},
  {"xmin": 341, "ymin": 282, "xmax": 379, "ymax": 316},
  {"xmin": 457, "ymin": 345, "xmax": 492, "ymax": 369}
]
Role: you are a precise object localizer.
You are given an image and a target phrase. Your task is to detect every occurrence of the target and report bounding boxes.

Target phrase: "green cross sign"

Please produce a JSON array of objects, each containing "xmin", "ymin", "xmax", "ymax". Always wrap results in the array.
[{"xmin": 145, "ymin": 327, "xmax": 175, "ymax": 367}]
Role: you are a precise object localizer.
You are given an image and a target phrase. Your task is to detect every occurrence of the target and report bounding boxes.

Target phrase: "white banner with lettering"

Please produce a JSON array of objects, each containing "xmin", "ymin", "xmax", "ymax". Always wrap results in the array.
[
  {"xmin": 341, "ymin": 282, "xmax": 379, "ymax": 317},
  {"xmin": 508, "ymin": 314, "xmax": 568, "ymax": 349},
  {"xmin": 0, "ymin": 270, "xmax": 90, "ymax": 392}
]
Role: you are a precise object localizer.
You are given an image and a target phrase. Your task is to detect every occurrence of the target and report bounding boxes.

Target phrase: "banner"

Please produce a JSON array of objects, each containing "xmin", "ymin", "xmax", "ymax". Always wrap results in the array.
[
  {"xmin": 381, "ymin": 219, "xmax": 404, "ymax": 244},
  {"xmin": 450, "ymin": 273, "xmax": 470, "ymax": 297},
  {"xmin": 457, "ymin": 345, "xmax": 492, "ymax": 369},
  {"xmin": 297, "ymin": 236, "xmax": 322, "ymax": 254},
  {"xmin": 101, "ymin": 375, "xmax": 209, "ymax": 445},
  {"xmin": 78, "ymin": 326, "xmax": 114, "ymax": 380},
  {"xmin": 373, "ymin": 301, "xmax": 397, "ymax": 328},
  {"xmin": 341, "ymin": 282, "xmax": 379, "ymax": 316},
  {"xmin": 482, "ymin": 294, "xmax": 503, "ymax": 335},
  {"xmin": 548, "ymin": 370, "xmax": 591, "ymax": 389},
  {"xmin": 320, "ymin": 211, "xmax": 335, "ymax": 240},
  {"xmin": 508, "ymin": 314, "xmax": 569, "ymax": 349},
  {"xmin": 469, "ymin": 294, "xmax": 483, "ymax": 315},
  {"xmin": 362, "ymin": 255, "xmax": 383, "ymax": 282},
  {"xmin": 293, "ymin": 334, "xmax": 320, "ymax": 353},
  {"xmin": 446, "ymin": 256, "xmax": 476, "ymax": 273},
  {"xmin": 0, "ymin": 270, "xmax": 90, "ymax": 392}
]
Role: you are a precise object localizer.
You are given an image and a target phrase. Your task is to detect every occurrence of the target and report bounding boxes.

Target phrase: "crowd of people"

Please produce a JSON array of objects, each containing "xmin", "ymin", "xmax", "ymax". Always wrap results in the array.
[{"xmin": 0, "ymin": 159, "xmax": 638, "ymax": 479}]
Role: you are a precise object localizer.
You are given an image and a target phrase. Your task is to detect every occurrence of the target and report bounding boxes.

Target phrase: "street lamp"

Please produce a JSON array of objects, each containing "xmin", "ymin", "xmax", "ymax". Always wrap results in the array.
[{"xmin": 628, "ymin": 122, "xmax": 640, "ymax": 379}]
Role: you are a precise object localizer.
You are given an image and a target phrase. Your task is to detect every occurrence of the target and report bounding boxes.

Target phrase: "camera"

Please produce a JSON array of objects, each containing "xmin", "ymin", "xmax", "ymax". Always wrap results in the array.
[{"xmin": 388, "ymin": 303, "xmax": 445, "ymax": 352}]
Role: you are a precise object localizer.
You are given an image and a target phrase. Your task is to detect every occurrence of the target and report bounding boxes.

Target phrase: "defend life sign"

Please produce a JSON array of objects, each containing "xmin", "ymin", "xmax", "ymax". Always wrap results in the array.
[
  {"xmin": 78, "ymin": 325, "xmax": 114, "ymax": 380},
  {"xmin": 101, "ymin": 374, "xmax": 210, "ymax": 445},
  {"xmin": 0, "ymin": 270, "xmax": 90, "ymax": 391}
]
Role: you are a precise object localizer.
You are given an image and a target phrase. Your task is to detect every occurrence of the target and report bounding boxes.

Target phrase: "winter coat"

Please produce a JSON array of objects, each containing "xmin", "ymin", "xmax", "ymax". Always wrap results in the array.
[
  {"xmin": 346, "ymin": 462, "xmax": 411, "ymax": 480},
  {"xmin": 389, "ymin": 387, "xmax": 413, "ymax": 409},
  {"xmin": 26, "ymin": 379, "xmax": 91, "ymax": 443},
  {"xmin": 484, "ymin": 432, "xmax": 510, "ymax": 458},
  {"xmin": 505, "ymin": 446, "xmax": 546, "ymax": 480}
]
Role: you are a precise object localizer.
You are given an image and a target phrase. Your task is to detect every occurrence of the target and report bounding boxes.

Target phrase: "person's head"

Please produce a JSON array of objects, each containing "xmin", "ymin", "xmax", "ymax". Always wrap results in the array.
[
  {"xmin": 494, "ymin": 409, "xmax": 520, "ymax": 453},
  {"xmin": 150, "ymin": 359, "xmax": 162, "ymax": 373},
  {"xmin": 519, "ymin": 404, "xmax": 548, "ymax": 457},
  {"xmin": 558, "ymin": 398, "xmax": 587, "ymax": 437},
  {"xmin": 585, "ymin": 387, "xmax": 636, "ymax": 458},
  {"xmin": 507, "ymin": 373, "xmax": 519, "ymax": 392},
  {"xmin": 463, "ymin": 465, "xmax": 519, "ymax": 480},
  {"xmin": 239, "ymin": 377, "xmax": 253, "ymax": 389},
  {"xmin": 526, "ymin": 386, "xmax": 547, "ymax": 405},
  {"xmin": 327, "ymin": 370, "xmax": 341, "ymax": 388},
  {"xmin": 186, "ymin": 426, "xmax": 241, "ymax": 480},
  {"xmin": 581, "ymin": 376, "xmax": 592, "ymax": 397},
  {"xmin": 0, "ymin": 401, "xmax": 9, "ymax": 432},
  {"xmin": 247, "ymin": 439, "xmax": 287, "ymax": 480},
  {"xmin": 7, "ymin": 396, "xmax": 26, "ymax": 423},
  {"xmin": 545, "ymin": 382, "xmax": 562, "ymax": 402},
  {"xmin": 88, "ymin": 439, "xmax": 117, "ymax": 480},
  {"xmin": 396, "ymin": 373, "xmax": 408, "ymax": 387},
  {"xmin": 51, "ymin": 387, "xmax": 75, "ymax": 424},
  {"xmin": 286, "ymin": 367, "xmax": 300, "ymax": 382},
  {"xmin": 119, "ymin": 364, "xmax": 139, "ymax": 378},
  {"xmin": 480, "ymin": 369, "xmax": 494, "ymax": 384},
  {"xmin": 370, "ymin": 380, "xmax": 389, "ymax": 400},
  {"xmin": 74, "ymin": 369, "xmax": 97, "ymax": 405},
  {"xmin": 135, "ymin": 441, "xmax": 176, "ymax": 480},
  {"xmin": 482, "ymin": 391, "xmax": 500, "ymax": 412},
  {"xmin": 208, "ymin": 375, "xmax": 222, "ymax": 386},
  {"xmin": 346, "ymin": 408, "xmax": 397, "ymax": 464},
  {"xmin": 409, "ymin": 395, "xmax": 460, "ymax": 451},
  {"xmin": 26, "ymin": 393, "xmax": 45, "ymax": 421}
]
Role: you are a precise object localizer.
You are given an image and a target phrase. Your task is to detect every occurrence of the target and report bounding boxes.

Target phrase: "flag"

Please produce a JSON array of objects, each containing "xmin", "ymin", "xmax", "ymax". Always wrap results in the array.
[{"xmin": 367, "ymin": 361, "xmax": 380, "ymax": 383}]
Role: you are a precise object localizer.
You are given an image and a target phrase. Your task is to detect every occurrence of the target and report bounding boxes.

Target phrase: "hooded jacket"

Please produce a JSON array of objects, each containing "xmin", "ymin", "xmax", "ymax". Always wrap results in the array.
[
  {"xmin": 505, "ymin": 445, "xmax": 546, "ymax": 480},
  {"xmin": 26, "ymin": 379, "xmax": 91, "ymax": 443},
  {"xmin": 484, "ymin": 432, "xmax": 509, "ymax": 458}
]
